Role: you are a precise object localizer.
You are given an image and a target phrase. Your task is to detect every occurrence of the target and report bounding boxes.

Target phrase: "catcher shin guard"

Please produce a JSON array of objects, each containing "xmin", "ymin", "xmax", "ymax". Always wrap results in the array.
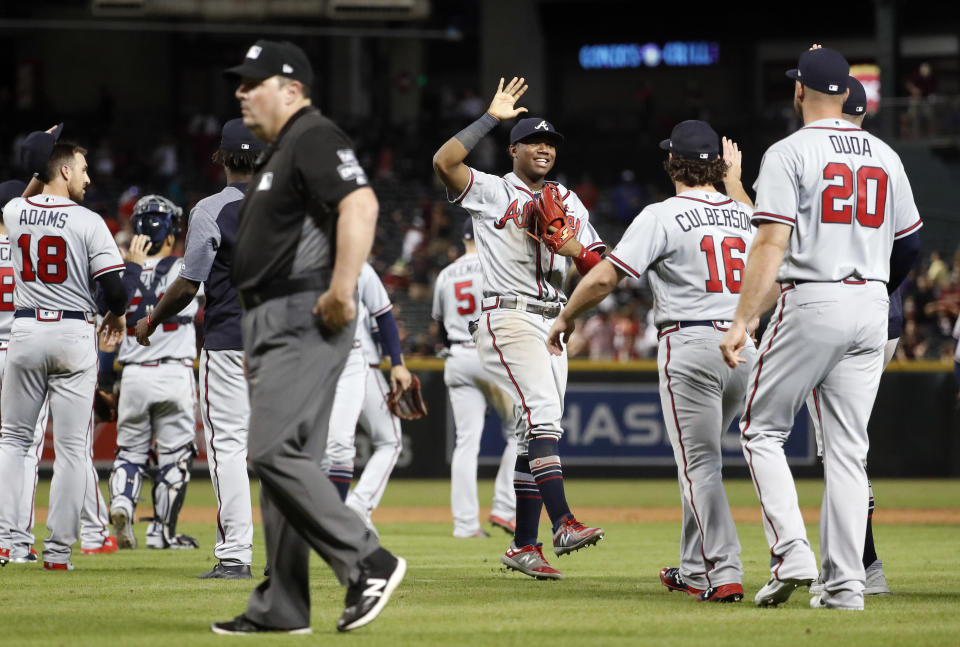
[
  {"xmin": 148, "ymin": 444, "xmax": 198, "ymax": 548},
  {"xmin": 108, "ymin": 457, "xmax": 145, "ymax": 517}
]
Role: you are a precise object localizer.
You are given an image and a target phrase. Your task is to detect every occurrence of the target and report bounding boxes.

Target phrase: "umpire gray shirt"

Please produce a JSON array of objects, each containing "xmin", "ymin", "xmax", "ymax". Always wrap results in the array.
[{"xmin": 232, "ymin": 106, "xmax": 369, "ymax": 292}]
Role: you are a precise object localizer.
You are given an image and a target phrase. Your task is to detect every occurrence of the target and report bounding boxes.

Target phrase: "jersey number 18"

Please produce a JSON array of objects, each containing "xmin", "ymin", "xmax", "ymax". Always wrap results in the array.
[{"xmin": 17, "ymin": 234, "xmax": 68, "ymax": 284}]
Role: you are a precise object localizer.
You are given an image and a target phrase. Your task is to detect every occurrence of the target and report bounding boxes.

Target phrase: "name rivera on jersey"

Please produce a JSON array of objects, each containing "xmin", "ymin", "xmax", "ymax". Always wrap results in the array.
[{"xmin": 18, "ymin": 208, "xmax": 68, "ymax": 228}]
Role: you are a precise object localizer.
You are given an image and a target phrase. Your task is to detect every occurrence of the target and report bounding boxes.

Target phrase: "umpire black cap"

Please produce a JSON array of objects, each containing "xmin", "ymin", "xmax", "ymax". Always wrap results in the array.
[
  {"xmin": 510, "ymin": 118, "xmax": 564, "ymax": 146},
  {"xmin": 225, "ymin": 40, "xmax": 313, "ymax": 87},
  {"xmin": 0, "ymin": 180, "xmax": 26, "ymax": 209},
  {"xmin": 786, "ymin": 47, "xmax": 849, "ymax": 95},
  {"xmin": 842, "ymin": 76, "xmax": 867, "ymax": 116},
  {"xmin": 220, "ymin": 118, "xmax": 266, "ymax": 153},
  {"xmin": 659, "ymin": 120, "xmax": 720, "ymax": 160}
]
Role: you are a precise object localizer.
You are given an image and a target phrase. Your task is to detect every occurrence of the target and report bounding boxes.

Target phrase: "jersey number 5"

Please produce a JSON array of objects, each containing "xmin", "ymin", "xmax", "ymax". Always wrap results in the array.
[
  {"xmin": 700, "ymin": 235, "xmax": 745, "ymax": 293},
  {"xmin": 821, "ymin": 163, "xmax": 888, "ymax": 227},
  {"xmin": 454, "ymin": 280, "xmax": 476, "ymax": 315},
  {"xmin": 17, "ymin": 234, "xmax": 68, "ymax": 283}
]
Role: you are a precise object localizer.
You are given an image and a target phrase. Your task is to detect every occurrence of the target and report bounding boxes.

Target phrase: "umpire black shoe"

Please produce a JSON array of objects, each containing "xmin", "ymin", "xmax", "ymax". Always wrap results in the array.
[
  {"xmin": 211, "ymin": 614, "xmax": 311, "ymax": 635},
  {"xmin": 336, "ymin": 548, "xmax": 407, "ymax": 632},
  {"xmin": 198, "ymin": 561, "xmax": 252, "ymax": 580}
]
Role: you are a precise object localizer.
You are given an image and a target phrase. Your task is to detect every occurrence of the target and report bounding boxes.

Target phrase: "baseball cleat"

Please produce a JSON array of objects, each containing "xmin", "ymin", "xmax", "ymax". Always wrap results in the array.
[
  {"xmin": 7, "ymin": 547, "xmax": 39, "ymax": 564},
  {"xmin": 198, "ymin": 562, "xmax": 253, "ymax": 580},
  {"xmin": 81, "ymin": 536, "xmax": 118, "ymax": 555},
  {"xmin": 864, "ymin": 559, "xmax": 891, "ymax": 595},
  {"xmin": 489, "ymin": 515, "xmax": 516, "ymax": 535},
  {"xmin": 337, "ymin": 549, "xmax": 406, "ymax": 632},
  {"xmin": 754, "ymin": 577, "xmax": 813, "ymax": 607},
  {"xmin": 552, "ymin": 517, "xmax": 604, "ymax": 556},
  {"xmin": 454, "ymin": 528, "xmax": 490, "ymax": 539},
  {"xmin": 111, "ymin": 509, "xmax": 137, "ymax": 549},
  {"xmin": 810, "ymin": 594, "xmax": 864, "ymax": 611},
  {"xmin": 501, "ymin": 542, "xmax": 563, "ymax": 580},
  {"xmin": 659, "ymin": 567, "xmax": 704, "ymax": 596},
  {"xmin": 43, "ymin": 560, "xmax": 75, "ymax": 571},
  {"xmin": 146, "ymin": 533, "xmax": 199, "ymax": 550},
  {"xmin": 809, "ymin": 572, "xmax": 824, "ymax": 594},
  {"xmin": 211, "ymin": 615, "xmax": 311, "ymax": 635},
  {"xmin": 0, "ymin": 547, "xmax": 9, "ymax": 567},
  {"xmin": 698, "ymin": 583, "xmax": 744, "ymax": 603}
]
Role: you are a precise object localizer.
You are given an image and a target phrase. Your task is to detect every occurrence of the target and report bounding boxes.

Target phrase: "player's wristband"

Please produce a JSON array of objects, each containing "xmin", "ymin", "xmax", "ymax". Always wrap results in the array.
[
  {"xmin": 453, "ymin": 112, "xmax": 498, "ymax": 153},
  {"xmin": 573, "ymin": 246, "xmax": 602, "ymax": 275},
  {"xmin": 146, "ymin": 313, "xmax": 153, "ymax": 327}
]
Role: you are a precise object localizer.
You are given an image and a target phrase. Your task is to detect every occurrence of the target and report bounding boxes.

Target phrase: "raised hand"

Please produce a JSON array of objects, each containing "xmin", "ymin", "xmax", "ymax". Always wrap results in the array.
[
  {"xmin": 487, "ymin": 77, "xmax": 529, "ymax": 122},
  {"xmin": 722, "ymin": 137, "xmax": 742, "ymax": 186}
]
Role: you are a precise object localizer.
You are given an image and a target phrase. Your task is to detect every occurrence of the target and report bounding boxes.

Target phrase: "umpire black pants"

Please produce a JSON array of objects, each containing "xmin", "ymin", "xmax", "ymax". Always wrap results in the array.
[{"xmin": 241, "ymin": 290, "xmax": 379, "ymax": 629}]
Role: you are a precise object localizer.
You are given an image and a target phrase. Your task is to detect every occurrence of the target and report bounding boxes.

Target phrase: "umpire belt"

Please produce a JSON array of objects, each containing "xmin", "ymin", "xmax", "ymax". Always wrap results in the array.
[
  {"xmin": 15, "ymin": 308, "xmax": 95, "ymax": 323},
  {"xmin": 480, "ymin": 296, "xmax": 561, "ymax": 319},
  {"xmin": 657, "ymin": 320, "xmax": 731, "ymax": 339},
  {"xmin": 238, "ymin": 270, "xmax": 332, "ymax": 310}
]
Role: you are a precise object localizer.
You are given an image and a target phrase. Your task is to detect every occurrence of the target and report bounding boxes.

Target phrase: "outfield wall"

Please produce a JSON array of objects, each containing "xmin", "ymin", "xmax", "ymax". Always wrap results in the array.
[{"xmin": 58, "ymin": 359, "xmax": 959, "ymax": 478}]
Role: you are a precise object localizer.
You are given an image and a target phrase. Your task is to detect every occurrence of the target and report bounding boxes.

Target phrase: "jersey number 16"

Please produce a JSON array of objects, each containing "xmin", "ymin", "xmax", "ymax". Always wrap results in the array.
[{"xmin": 700, "ymin": 235, "xmax": 745, "ymax": 294}]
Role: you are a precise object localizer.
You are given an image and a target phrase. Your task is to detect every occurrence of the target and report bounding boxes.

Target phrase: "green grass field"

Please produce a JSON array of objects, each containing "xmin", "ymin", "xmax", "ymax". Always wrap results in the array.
[{"xmin": 2, "ymin": 479, "xmax": 959, "ymax": 646}]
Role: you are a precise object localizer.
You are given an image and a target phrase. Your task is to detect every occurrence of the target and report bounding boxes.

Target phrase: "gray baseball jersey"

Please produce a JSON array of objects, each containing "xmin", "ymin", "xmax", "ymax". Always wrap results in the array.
[
  {"xmin": 3, "ymin": 195, "xmax": 123, "ymax": 311},
  {"xmin": 450, "ymin": 171, "xmax": 603, "ymax": 302},
  {"xmin": 752, "ymin": 118, "xmax": 922, "ymax": 281},
  {"xmin": 117, "ymin": 257, "xmax": 201, "ymax": 364},
  {"xmin": 356, "ymin": 263, "xmax": 391, "ymax": 355},
  {"xmin": 0, "ymin": 235, "xmax": 13, "ymax": 341},
  {"xmin": 607, "ymin": 190, "xmax": 754, "ymax": 325},
  {"xmin": 432, "ymin": 252, "xmax": 483, "ymax": 343}
]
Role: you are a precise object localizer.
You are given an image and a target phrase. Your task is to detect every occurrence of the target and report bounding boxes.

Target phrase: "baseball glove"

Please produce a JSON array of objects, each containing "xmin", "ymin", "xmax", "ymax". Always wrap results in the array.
[
  {"xmin": 388, "ymin": 374, "xmax": 428, "ymax": 420},
  {"xmin": 529, "ymin": 183, "xmax": 574, "ymax": 253}
]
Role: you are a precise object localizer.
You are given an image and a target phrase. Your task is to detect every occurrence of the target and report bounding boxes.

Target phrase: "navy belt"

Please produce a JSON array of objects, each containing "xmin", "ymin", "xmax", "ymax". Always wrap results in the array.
[
  {"xmin": 15, "ymin": 308, "xmax": 90, "ymax": 321},
  {"xmin": 657, "ymin": 320, "xmax": 730, "ymax": 339},
  {"xmin": 238, "ymin": 270, "xmax": 332, "ymax": 310}
]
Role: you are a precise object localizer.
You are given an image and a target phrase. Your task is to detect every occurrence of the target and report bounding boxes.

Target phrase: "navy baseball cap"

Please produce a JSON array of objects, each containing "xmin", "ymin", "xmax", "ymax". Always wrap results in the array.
[
  {"xmin": 842, "ymin": 76, "xmax": 867, "ymax": 115},
  {"xmin": 0, "ymin": 180, "xmax": 26, "ymax": 209},
  {"xmin": 20, "ymin": 123, "xmax": 63, "ymax": 175},
  {"xmin": 510, "ymin": 118, "xmax": 564, "ymax": 146},
  {"xmin": 462, "ymin": 218, "xmax": 474, "ymax": 241},
  {"xmin": 225, "ymin": 40, "xmax": 313, "ymax": 87},
  {"xmin": 786, "ymin": 47, "xmax": 849, "ymax": 95},
  {"xmin": 220, "ymin": 118, "xmax": 265, "ymax": 153},
  {"xmin": 659, "ymin": 120, "xmax": 720, "ymax": 160}
]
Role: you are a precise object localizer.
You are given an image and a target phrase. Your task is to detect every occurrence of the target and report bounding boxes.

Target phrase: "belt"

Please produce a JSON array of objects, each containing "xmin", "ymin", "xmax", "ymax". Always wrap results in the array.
[
  {"xmin": 125, "ymin": 358, "xmax": 193, "ymax": 367},
  {"xmin": 785, "ymin": 277, "xmax": 873, "ymax": 288},
  {"xmin": 238, "ymin": 270, "xmax": 332, "ymax": 310},
  {"xmin": 15, "ymin": 308, "xmax": 94, "ymax": 323},
  {"xmin": 480, "ymin": 296, "xmax": 562, "ymax": 319},
  {"xmin": 657, "ymin": 320, "xmax": 731, "ymax": 339},
  {"xmin": 450, "ymin": 341, "xmax": 477, "ymax": 349}
]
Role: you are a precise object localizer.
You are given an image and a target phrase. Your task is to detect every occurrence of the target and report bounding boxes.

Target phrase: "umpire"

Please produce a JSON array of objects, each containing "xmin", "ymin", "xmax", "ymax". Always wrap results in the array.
[{"xmin": 211, "ymin": 40, "xmax": 406, "ymax": 636}]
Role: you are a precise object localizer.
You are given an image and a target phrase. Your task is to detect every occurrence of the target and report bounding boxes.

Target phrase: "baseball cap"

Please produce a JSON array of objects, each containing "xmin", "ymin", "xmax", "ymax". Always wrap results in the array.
[
  {"xmin": 220, "ymin": 118, "xmax": 265, "ymax": 153},
  {"xmin": 786, "ymin": 47, "xmax": 849, "ymax": 95},
  {"xmin": 462, "ymin": 217, "xmax": 474, "ymax": 241},
  {"xmin": 509, "ymin": 118, "xmax": 564, "ymax": 146},
  {"xmin": 842, "ymin": 76, "xmax": 867, "ymax": 115},
  {"xmin": 659, "ymin": 120, "xmax": 720, "ymax": 160},
  {"xmin": 0, "ymin": 180, "xmax": 26, "ymax": 209},
  {"xmin": 20, "ymin": 123, "xmax": 63, "ymax": 175},
  {"xmin": 225, "ymin": 40, "xmax": 313, "ymax": 87}
]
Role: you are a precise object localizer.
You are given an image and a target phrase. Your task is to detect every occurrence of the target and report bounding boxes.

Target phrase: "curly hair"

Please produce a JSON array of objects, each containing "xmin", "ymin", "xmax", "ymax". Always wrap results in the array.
[
  {"xmin": 211, "ymin": 149, "xmax": 259, "ymax": 174},
  {"xmin": 663, "ymin": 156, "xmax": 727, "ymax": 188}
]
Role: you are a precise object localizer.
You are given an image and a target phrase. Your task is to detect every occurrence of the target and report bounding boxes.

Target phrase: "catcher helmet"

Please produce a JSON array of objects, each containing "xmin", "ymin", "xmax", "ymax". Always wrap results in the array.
[{"xmin": 131, "ymin": 194, "xmax": 182, "ymax": 254}]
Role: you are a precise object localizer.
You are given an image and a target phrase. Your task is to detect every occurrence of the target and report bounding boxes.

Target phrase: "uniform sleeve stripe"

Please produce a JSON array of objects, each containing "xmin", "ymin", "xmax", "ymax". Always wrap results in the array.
[
  {"xmin": 452, "ymin": 169, "xmax": 475, "ymax": 204},
  {"xmin": 371, "ymin": 304, "xmax": 393, "ymax": 317},
  {"xmin": 894, "ymin": 219, "xmax": 922, "ymax": 238},
  {"xmin": 92, "ymin": 264, "xmax": 125, "ymax": 277},
  {"xmin": 606, "ymin": 253, "xmax": 640, "ymax": 278},
  {"xmin": 586, "ymin": 241, "xmax": 606, "ymax": 251},
  {"xmin": 752, "ymin": 211, "xmax": 796, "ymax": 224}
]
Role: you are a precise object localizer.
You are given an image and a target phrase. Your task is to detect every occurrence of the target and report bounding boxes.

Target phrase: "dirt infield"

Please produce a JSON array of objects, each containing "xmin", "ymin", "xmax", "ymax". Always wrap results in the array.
[{"xmin": 39, "ymin": 505, "xmax": 954, "ymax": 525}]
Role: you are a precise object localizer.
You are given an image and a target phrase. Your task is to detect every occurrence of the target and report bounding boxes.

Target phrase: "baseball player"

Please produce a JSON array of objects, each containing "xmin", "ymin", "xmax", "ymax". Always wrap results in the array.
[
  {"xmin": 0, "ymin": 129, "xmax": 127, "ymax": 570},
  {"xmin": 806, "ymin": 75, "xmax": 892, "ymax": 597},
  {"xmin": 433, "ymin": 218, "xmax": 518, "ymax": 538},
  {"xmin": 0, "ymin": 179, "xmax": 116, "ymax": 563},
  {"xmin": 108, "ymin": 194, "xmax": 201, "ymax": 552},
  {"xmin": 547, "ymin": 122, "xmax": 754, "ymax": 603},
  {"xmin": 135, "ymin": 119, "xmax": 262, "ymax": 579},
  {"xmin": 324, "ymin": 262, "xmax": 411, "ymax": 532},
  {"xmin": 433, "ymin": 77, "xmax": 606, "ymax": 580},
  {"xmin": 718, "ymin": 47, "xmax": 922, "ymax": 610}
]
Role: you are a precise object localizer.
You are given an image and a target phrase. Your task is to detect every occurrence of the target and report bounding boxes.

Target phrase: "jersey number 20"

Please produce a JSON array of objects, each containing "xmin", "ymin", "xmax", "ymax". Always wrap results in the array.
[
  {"xmin": 17, "ymin": 234, "xmax": 68, "ymax": 283},
  {"xmin": 821, "ymin": 163, "xmax": 888, "ymax": 227},
  {"xmin": 700, "ymin": 235, "xmax": 745, "ymax": 293}
]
